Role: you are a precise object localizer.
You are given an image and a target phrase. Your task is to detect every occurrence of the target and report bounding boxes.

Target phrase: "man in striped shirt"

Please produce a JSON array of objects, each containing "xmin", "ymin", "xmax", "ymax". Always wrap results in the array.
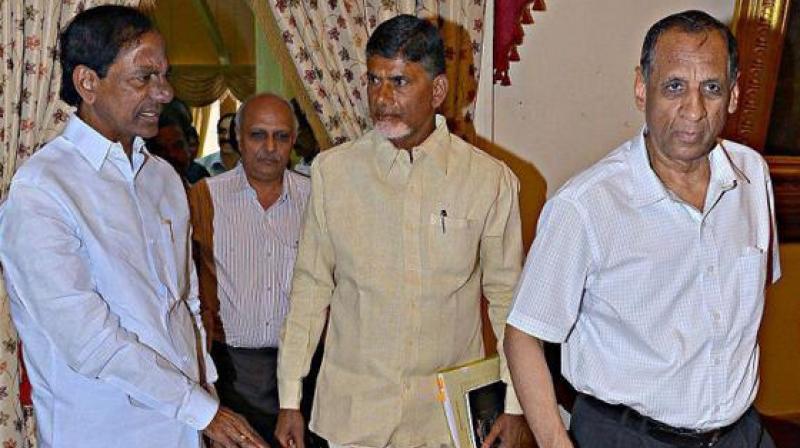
[{"xmin": 189, "ymin": 93, "xmax": 310, "ymax": 445}]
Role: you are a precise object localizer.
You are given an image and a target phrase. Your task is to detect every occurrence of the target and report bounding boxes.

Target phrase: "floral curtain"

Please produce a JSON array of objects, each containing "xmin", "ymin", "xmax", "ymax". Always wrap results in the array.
[
  {"xmin": 249, "ymin": 0, "xmax": 487, "ymax": 147},
  {"xmin": 0, "ymin": 1, "xmax": 138, "ymax": 446}
]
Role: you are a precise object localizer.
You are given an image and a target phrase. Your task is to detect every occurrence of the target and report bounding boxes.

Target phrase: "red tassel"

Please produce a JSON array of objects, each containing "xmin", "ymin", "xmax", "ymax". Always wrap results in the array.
[
  {"xmin": 521, "ymin": 8, "xmax": 533, "ymax": 24},
  {"xmin": 19, "ymin": 343, "xmax": 32, "ymax": 406}
]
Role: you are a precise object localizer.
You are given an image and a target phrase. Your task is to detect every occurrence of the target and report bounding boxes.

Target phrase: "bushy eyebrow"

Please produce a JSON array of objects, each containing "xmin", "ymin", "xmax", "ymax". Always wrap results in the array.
[
  {"xmin": 367, "ymin": 72, "xmax": 405, "ymax": 80},
  {"xmin": 133, "ymin": 64, "xmax": 170, "ymax": 76}
]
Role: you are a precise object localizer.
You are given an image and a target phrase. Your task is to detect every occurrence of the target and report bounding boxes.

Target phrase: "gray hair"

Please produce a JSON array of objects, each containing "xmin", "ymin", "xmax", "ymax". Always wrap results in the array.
[
  {"xmin": 640, "ymin": 10, "xmax": 738, "ymax": 85},
  {"xmin": 235, "ymin": 93, "xmax": 299, "ymax": 134}
]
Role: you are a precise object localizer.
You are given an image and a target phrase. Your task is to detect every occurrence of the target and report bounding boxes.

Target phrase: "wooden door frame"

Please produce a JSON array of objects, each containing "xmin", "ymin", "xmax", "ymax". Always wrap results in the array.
[{"xmin": 724, "ymin": 0, "xmax": 800, "ymax": 240}]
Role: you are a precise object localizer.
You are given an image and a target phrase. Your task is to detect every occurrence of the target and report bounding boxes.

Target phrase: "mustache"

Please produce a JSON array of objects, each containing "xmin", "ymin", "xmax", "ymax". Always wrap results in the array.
[
  {"xmin": 373, "ymin": 108, "xmax": 401, "ymax": 118},
  {"xmin": 254, "ymin": 153, "xmax": 283, "ymax": 163}
]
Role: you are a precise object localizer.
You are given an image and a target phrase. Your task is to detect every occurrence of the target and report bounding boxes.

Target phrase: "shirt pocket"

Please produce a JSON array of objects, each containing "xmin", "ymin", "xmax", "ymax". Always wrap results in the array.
[
  {"xmin": 734, "ymin": 246, "xmax": 767, "ymax": 324},
  {"xmin": 428, "ymin": 212, "xmax": 481, "ymax": 276},
  {"xmin": 275, "ymin": 238, "xmax": 299, "ymax": 294}
]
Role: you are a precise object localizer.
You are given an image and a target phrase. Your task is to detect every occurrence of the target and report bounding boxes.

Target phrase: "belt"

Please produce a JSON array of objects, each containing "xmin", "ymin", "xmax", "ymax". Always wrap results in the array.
[
  {"xmin": 579, "ymin": 393, "xmax": 748, "ymax": 447},
  {"xmin": 212, "ymin": 341, "xmax": 278, "ymax": 355}
]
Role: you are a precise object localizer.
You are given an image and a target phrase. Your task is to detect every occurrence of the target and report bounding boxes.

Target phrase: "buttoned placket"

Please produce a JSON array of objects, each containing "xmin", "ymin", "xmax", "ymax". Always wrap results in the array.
[
  {"xmin": 698, "ymin": 178, "xmax": 734, "ymax": 420},
  {"xmin": 255, "ymin": 188, "xmax": 288, "ymax": 335},
  {"xmin": 388, "ymin": 148, "xmax": 425, "ymax": 446},
  {"xmin": 109, "ymin": 146, "xmax": 172, "ymax": 302}
]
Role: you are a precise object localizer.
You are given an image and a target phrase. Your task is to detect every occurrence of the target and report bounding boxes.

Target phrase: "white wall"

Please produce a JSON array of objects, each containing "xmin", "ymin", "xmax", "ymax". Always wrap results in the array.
[{"xmin": 477, "ymin": 0, "xmax": 735, "ymax": 195}]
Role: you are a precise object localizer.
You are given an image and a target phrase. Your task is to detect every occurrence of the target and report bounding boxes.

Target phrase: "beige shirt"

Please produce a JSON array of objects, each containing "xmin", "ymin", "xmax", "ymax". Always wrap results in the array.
[{"xmin": 278, "ymin": 117, "xmax": 523, "ymax": 447}]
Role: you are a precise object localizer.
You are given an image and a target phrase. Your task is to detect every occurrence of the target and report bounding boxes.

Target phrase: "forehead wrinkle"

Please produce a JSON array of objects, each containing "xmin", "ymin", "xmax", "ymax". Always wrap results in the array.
[{"xmin": 652, "ymin": 51, "xmax": 726, "ymax": 85}]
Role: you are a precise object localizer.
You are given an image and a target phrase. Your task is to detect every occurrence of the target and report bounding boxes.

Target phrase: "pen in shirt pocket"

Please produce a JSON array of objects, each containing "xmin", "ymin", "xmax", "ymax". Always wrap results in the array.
[{"xmin": 440, "ymin": 209, "xmax": 447, "ymax": 234}]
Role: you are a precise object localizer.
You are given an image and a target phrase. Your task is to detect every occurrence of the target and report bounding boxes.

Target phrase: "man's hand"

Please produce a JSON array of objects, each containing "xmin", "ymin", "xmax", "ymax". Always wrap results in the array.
[
  {"xmin": 275, "ymin": 409, "xmax": 305, "ymax": 448},
  {"xmin": 204, "ymin": 406, "xmax": 269, "ymax": 448},
  {"xmin": 481, "ymin": 413, "xmax": 537, "ymax": 448}
]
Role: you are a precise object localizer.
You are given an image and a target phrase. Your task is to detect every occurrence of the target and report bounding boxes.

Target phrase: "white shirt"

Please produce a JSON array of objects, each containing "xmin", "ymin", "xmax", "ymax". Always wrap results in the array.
[
  {"xmin": 197, "ymin": 151, "xmax": 230, "ymax": 176},
  {"xmin": 206, "ymin": 165, "xmax": 309, "ymax": 347},
  {"xmin": 0, "ymin": 115, "xmax": 218, "ymax": 448},
  {"xmin": 507, "ymin": 131, "xmax": 780, "ymax": 430}
]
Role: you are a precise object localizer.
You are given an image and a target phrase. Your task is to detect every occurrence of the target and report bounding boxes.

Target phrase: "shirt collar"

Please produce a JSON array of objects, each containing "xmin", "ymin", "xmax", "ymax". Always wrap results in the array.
[
  {"xmin": 235, "ymin": 164, "xmax": 292, "ymax": 205},
  {"xmin": 374, "ymin": 114, "xmax": 451, "ymax": 178},
  {"xmin": 62, "ymin": 114, "xmax": 148, "ymax": 172},
  {"xmin": 628, "ymin": 127, "xmax": 744, "ymax": 208},
  {"xmin": 627, "ymin": 128, "xmax": 669, "ymax": 207},
  {"xmin": 710, "ymin": 140, "xmax": 749, "ymax": 189}
]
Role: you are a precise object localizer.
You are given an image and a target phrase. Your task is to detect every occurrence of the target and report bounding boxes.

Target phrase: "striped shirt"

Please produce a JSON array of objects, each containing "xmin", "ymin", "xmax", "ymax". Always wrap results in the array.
[
  {"xmin": 189, "ymin": 165, "xmax": 310, "ymax": 348},
  {"xmin": 508, "ymin": 130, "xmax": 780, "ymax": 430}
]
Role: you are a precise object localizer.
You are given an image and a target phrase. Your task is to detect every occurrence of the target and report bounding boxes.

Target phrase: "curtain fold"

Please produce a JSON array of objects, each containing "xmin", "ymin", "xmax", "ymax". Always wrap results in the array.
[
  {"xmin": 169, "ymin": 65, "xmax": 255, "ymax": 107},
  {"xmin": 0, "ymin": 1, "xmax": 138, "ymax": 446},
  {"xmin": 249, "ymin": 0, "xmax": 487, "ymax": 147}
]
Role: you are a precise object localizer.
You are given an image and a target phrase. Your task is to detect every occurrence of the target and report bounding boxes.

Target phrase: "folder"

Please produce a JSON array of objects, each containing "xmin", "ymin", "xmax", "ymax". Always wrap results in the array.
[{"xmin": 437, "ymin": 356, "xmax": 506, "ymax": 448}]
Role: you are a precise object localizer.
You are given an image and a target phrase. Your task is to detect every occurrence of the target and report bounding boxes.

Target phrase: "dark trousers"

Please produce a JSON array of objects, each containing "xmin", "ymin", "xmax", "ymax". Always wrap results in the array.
[
  {"xmin": 211, "ymin": 342, "xmax": 279, "ymax": 446},
  {"xmin": 571, "ymin": 394, "xmax": 775, "ymax": 447}
]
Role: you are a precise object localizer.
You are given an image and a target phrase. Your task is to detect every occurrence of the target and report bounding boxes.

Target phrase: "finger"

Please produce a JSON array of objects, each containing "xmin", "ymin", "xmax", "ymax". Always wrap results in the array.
[
  {"xmin": 240, "ymin": 432, "xmax": 269, "ymax": 448},
  {"xmin": 220, "ymin": 410, "xmax": 260, "ymax": 443},
  {"xmin": 481, "ymin": 419, "xmax": 504, "ymax": 448},
  {"xmin": 222, "ymin": 409, "xmax": 252, "ymax": 434},
  {"xmin": 274, "ymin": 430, "xmax": 289, "ymax": 448},
  {"xmin": 291, "ymin": 427, "xmax": 306, "ymax": 448},
  {"xmin": 212, "ymin": 432, "xmax": 238, "ymax": 448}
]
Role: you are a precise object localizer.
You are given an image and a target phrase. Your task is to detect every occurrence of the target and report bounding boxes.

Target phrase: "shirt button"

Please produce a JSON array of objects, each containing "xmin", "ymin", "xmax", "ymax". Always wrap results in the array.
[
  {"xmin": 713, "ymin": 357, "xmax": 720, "ymax": 366},
  {"xmin": 707, "ymin": 265, "xmax": 715, "ymax": 274},
  {"xmin": 712, "ymin": 311, "xmax": 721, "ymax": 322}
]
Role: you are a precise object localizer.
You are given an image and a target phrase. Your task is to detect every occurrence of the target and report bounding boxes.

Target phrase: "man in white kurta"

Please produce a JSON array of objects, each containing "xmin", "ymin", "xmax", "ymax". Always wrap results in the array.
[{"xmin": 0, "ymin": 6, "xmax": 264, "ymax": 448}]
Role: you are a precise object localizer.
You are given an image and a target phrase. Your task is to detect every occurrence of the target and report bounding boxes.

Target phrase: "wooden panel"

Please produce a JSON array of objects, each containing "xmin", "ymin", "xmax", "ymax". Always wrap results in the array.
[{"xmin": 724, "ymin": 0, "xmax": 800, "ymax": 241}]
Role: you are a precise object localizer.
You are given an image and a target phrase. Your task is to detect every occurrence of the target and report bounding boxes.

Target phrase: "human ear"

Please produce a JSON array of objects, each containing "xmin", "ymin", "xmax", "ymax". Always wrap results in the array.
[
  {"xmin": 634, "ymin": 66, "xmax": 647, "ymax": 112},
  {"xmin": 72, "ymin": 65, "xmax": 99, "ymax": 105},
  {"xmin": 728, "ymin": 75, "xmax": 740, "ymax": 114},
  {"xmin": 431, "ymin": 74, "xmax": 448, "ymax": 109}
]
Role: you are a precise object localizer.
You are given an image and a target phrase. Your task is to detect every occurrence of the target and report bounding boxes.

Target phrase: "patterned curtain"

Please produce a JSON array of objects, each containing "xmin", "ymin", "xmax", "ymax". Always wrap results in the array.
[
  {"xmin": 249, "ymin": 0, "xmax": 487, "ymax": 147},
  {"xmin": 0, "ymin": 1, "xmax": 138, "ymax": 446}
]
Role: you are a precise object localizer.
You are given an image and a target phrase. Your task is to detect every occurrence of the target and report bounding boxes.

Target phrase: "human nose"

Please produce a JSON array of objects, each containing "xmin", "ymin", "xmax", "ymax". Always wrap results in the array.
[
  {"xmin": 265, "ymin": 135, "xmax": 277, "ymax": 153},
  {"xmin": 152, "ymin": 75, "xmax": 174, "ymax": 104},
  {"xmin": 679, "ymin": 88, "xmax": 707, "ymax": 121},
  {"xmin": 374, "ymin": 82, "xmax": 394, "ymax": 107}
]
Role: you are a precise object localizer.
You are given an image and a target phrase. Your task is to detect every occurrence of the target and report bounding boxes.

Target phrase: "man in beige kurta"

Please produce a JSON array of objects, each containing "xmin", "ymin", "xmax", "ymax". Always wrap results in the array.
[{"xmin": 275, "ymin": 14, "xmax": 530, "ymax": 448}]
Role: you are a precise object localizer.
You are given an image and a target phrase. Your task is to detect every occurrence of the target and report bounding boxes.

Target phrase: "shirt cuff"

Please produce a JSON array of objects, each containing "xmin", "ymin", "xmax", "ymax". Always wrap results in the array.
[
  {"xmin": 178, "ymin": 383, "xmax": 219, "ymax": 430},
  {"xmin": 278, "ymin": 379, "xmax": 303, "ymax": 410}
]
